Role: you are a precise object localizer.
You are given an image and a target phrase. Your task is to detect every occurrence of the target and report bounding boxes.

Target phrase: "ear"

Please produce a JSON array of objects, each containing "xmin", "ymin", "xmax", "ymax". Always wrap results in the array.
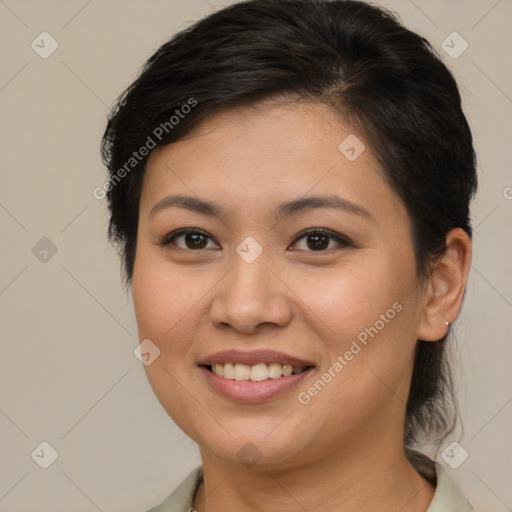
[{"xmin": 417, "ymin": 228, "xmax": 472, "ymax": 341}]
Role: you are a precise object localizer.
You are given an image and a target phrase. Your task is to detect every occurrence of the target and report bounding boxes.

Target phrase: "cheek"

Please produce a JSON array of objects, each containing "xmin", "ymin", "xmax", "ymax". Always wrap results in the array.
[
  {"xmin": 131, "ymin": 254, "xmax": 210, "ymax": 430},
  {"xmin": 298, "ymin": 256, "xmax": 419, "ymax": 391},
  {"xmin": 132, "ymin": 254, "xmax": 201, "ymax": 339},
  {"xmin": 294, "ymin": 258, "xmax": 410, "ymax": 342}
]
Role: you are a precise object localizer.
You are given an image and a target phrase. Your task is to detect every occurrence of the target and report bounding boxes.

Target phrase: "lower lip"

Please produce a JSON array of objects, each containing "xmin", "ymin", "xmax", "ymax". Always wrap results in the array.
[{"xmin": 200, "ymin": 366, "xmax": 313, "ymax": 403}]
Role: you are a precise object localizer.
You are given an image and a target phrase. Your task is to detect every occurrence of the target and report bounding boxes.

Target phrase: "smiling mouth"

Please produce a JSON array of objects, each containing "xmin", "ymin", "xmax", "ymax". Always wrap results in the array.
[{"xmin": 205, "ymin": 363, "xmax": 313, "ymax": 381}]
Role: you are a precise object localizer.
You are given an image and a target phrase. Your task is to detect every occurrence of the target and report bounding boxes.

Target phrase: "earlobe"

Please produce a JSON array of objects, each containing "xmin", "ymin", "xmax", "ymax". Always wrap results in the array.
[{"xmin": 417, "ymin": 228, "xmax": 472, "ymax": 342}]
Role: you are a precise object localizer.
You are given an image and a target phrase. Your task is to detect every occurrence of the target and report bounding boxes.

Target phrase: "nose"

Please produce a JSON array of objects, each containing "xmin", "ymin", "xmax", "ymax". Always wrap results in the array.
[{"xmin": 209, "ymin": 254, "xmax": 293, "ymax": 335}]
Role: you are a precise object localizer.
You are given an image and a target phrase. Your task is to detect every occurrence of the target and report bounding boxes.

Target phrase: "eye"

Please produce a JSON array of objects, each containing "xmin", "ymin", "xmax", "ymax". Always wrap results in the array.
[
  {"xmin": 160, "ymin": 228, "xmax": 220, "ymax": 251},
  {"xmin": 159, "ymin": 227, "xmax": 351, "ymax": 252},
  {"xmin": 290, "ymin": 228, "xmax": 351, "ymax": 252}
]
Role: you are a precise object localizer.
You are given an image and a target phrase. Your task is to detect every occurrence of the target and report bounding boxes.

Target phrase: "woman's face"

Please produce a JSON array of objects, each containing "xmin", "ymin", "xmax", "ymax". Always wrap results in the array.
[{"xmin": 132, "ymin": 101, "xmax": 429, "ymax": 468}]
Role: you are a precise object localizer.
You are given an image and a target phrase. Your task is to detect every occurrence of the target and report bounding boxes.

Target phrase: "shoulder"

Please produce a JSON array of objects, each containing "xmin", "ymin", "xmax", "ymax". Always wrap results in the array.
[
  {"xmin": 408, "ymin": 449, "xmax": 475, "ymax": 511},
  {"xmin": 145, "ymin": 466, "xmax": 203, "ymax": 512}
]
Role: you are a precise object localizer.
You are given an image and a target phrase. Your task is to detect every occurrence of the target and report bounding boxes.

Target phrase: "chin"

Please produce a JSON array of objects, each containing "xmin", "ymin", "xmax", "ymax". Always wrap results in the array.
[
  {"xmin": 199, "ymin": 434, "xmax": 309, "ymax": 470},
  {"xmin": 184, "ymin": 410, "xmax": 326, "ymax": 471}
]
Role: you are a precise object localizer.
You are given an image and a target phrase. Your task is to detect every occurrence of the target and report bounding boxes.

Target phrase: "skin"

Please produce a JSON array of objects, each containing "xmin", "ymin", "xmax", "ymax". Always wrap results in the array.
[{"xmin": 131, "ymin": 99, "xmax": 471, "ymax": 512}]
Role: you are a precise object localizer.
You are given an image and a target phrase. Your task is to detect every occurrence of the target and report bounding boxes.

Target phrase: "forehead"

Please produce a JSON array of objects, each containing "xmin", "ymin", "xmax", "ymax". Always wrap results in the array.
[
  {"xmin": 141, "ymin": 100, "xmax": 405, "ymax": 225},
  {"xmin": 149, "ymin": 100, "xmax": 360, "ymax": 171}
]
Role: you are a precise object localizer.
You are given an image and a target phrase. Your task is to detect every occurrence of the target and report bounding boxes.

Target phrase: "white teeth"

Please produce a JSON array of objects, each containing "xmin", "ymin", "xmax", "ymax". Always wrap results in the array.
[
  {"xmin": 282, "ymin": 365, "xmax": 293, "ymax": 377},
  {"xmin": 211, "ymin": 362, "xmax": 308, "ymax": 381},
  {"xmin": 223, "ymin": 363, "xmax": 235, "ymax": 379},
  {"xmin": 214, "ymin": 364, "xmax": 224, "ymax": 377},
  {"xmin": 250, "ymin": 363, "xmax": 269, "ymax": 381},
  {"xmin": 268, "ymin": 363, "xmax": 282, "ymax": 379},
  {"xmin": 234, "ymin": 364, "xmax": 251, "ymax": 381}
]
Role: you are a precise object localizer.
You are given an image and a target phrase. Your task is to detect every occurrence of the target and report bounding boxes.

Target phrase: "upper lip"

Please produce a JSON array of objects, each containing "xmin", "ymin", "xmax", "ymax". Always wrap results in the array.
[{"xmin": 198, "ymin": 350, "xmax": 315, "ymax": 368}]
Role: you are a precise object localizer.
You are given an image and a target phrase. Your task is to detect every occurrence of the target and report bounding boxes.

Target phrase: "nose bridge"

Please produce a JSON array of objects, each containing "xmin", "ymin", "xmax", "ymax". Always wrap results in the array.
[
  {"xmin": 231, "ymin": 256, "xmax": 267, "ymax": 299},
  {"xmin": 210, "ymin": 248, "xmax": 292, "ymax": 333}
]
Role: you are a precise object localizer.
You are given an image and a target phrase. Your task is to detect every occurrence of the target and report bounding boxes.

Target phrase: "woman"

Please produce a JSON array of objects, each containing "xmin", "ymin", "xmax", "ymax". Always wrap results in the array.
[{"xmin": 101, "ymin": 0, "xmax": 477, "ymax": 510}]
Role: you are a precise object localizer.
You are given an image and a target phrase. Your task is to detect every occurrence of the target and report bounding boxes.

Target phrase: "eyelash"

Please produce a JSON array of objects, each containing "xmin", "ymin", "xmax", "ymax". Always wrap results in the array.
[{"xmin": 159, "ymin": 227, "xmax": 352, "ymax": 253}]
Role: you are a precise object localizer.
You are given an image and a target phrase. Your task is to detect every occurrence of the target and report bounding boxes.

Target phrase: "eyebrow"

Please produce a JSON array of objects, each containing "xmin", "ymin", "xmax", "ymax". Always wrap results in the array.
[{"xmin": 149, "ymin": 194, "xmax": 373, "ymax": 222}]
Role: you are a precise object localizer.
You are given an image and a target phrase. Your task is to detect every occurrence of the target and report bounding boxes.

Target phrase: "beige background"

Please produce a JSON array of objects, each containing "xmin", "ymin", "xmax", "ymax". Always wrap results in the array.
[{"xmin": 0, "ymin": 0, "xmax": 511, "ymax": 510}]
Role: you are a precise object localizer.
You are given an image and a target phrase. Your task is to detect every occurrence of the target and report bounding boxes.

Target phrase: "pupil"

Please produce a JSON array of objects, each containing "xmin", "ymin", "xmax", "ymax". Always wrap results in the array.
[
  {"xmin": 307, "ymin": 234, "xmax": 329, "ymax": 250},
  {"xmin": 183, "ymin": 233, "xmax": 331, "ymax": 250},
  {"xmin": 186, "ymin": 233, "xmax": 207, "ymax": 249}
]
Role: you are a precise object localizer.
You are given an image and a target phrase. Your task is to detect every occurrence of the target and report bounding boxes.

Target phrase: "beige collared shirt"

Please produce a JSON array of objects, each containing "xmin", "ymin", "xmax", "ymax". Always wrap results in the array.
[{"xmin": 147, "ymin": 451, "xmax": 474, "ymax": 512}]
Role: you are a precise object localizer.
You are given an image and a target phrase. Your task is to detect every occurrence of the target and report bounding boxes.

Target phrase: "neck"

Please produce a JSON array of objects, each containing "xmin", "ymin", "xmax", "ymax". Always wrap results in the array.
[{"xmin": 194, "ymin": 437, "xmax": 435, "ymax": 512}]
